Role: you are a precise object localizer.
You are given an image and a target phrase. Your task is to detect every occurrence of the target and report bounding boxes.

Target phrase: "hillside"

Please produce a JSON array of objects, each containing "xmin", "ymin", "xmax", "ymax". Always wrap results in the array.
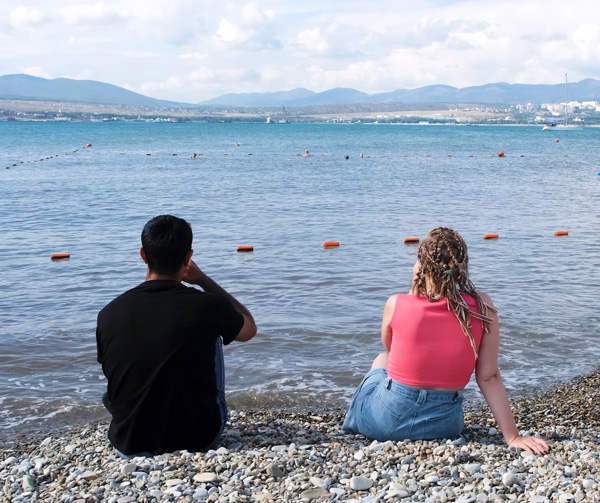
[
  {"xmin": 0, "ymin": 74, "xmax": 190, "ymax": 108},
  {"xmin": 200, "ymin": 79, "xmax": 600, "ymax": 107}
]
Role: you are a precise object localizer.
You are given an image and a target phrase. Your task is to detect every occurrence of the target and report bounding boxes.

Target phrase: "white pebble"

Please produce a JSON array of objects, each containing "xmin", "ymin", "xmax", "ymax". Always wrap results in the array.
[
  {"xmin": 193, "ymin": 472, "xmax": 217, "ymax": 483},
  {"xmin": 120, "ymin": 463, "xmax": 137, "ymax": 475},
  {"xmin": 350, "ymin": 476, "xmax": 373, "ymax": 491},
  {"xmin": 502, "ymin": 473, "xmax": 519, "ymax": 487}
]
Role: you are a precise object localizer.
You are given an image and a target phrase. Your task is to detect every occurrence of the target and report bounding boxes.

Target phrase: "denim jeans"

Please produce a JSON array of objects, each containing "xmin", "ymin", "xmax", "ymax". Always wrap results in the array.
[{"xmin": 343, "ymin": 368, "xmax": 464, "ymax": 441}]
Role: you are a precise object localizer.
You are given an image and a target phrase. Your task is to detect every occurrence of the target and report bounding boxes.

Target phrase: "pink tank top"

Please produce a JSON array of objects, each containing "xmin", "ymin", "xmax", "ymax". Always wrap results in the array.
[{"xmin": 386, "ymin": 293, "xmax": 484, "ymax": 388}]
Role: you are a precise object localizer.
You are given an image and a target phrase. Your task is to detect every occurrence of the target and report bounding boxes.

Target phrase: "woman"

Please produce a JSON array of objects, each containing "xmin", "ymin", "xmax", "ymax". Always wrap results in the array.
[{"xmin": 342, "ymin": 227, "xmax": 548, "ymax": 454}]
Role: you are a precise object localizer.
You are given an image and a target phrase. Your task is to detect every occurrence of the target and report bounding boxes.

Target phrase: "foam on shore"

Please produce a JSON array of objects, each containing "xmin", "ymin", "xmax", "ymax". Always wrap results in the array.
[{"xmin": 1, "ymin": 370, "xmax": 599, "ymax": 502}]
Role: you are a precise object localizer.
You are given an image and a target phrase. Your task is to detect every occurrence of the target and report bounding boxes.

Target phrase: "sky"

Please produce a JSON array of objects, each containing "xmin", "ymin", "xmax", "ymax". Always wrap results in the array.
[{"xmin": 2, "ymin": 0, "xmax": 600, "ymax": 103}]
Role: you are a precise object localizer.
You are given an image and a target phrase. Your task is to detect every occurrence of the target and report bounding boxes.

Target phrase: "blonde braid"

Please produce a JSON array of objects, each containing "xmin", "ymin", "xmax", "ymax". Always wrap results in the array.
[{"xmin": 414, "ymin": 227, "xmax": 496, "ymax": 359}]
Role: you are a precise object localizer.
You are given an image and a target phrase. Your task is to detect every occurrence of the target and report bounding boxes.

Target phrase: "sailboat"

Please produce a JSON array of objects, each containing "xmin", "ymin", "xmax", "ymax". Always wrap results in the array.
[
  {"xmin": 543, "ymin": 74, "xmax": 583, "ymax": 130},
  {"xmin": 278, "ymin": 105, "xmax": 290, "ymax": 124}
]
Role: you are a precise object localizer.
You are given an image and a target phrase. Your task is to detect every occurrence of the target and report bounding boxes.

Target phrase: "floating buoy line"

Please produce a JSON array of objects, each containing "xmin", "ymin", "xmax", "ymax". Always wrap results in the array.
[
  {"xmin": 5, "ymin": 143, "xmax": 92, "ymax": 169},
  {"xmin": 50, "ymin": 230, "xmax": 573, "ymax": 263}
]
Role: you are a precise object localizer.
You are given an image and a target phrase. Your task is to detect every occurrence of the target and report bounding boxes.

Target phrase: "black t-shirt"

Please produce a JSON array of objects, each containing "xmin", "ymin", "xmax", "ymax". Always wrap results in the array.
[{"xmin": 96, "ymin": 280, "xmax": 244, "ymax": 455}]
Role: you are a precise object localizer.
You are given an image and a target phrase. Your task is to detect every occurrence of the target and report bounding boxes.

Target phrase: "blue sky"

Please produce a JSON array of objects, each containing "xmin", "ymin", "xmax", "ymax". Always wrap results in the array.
[{"xmin": 2, "ymin": 0, "xmax": 599, "ymax": 102}]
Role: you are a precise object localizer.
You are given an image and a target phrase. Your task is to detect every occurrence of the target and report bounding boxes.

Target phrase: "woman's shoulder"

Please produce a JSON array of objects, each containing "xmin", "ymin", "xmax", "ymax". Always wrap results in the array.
[{"xmin": 473, "ymin": 291, "xmax": 493, "ymax": 306}]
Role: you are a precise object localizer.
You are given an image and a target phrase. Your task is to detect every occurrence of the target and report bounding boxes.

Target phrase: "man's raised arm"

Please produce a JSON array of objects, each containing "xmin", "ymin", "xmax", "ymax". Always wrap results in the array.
[{"xmin": 183, "ymin": 259, "xmax": 257, "ymax": 342}]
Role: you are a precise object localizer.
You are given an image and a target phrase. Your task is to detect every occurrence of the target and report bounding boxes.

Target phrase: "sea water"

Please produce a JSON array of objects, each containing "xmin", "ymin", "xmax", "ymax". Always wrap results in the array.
[{"xmin": 1, "ymin": 122, "xmax": 599, "ymax": 435}]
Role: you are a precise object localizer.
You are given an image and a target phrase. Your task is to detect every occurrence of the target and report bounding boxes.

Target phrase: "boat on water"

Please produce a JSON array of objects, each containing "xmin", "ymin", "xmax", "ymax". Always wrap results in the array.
[
  {"xmin": 266, "ymin": 106, "xmax": 290, "ymax": 124},
  {"xmin": 278, "ymin": 106, "xmax": 290, "ymax": 124},
  {"xmin": 543, "ymin": 74, "xmax": 583, "ymax": 130}
]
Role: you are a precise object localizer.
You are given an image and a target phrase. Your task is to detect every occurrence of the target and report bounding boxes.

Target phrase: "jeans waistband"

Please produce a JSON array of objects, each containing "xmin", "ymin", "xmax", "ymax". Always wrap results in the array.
[{"xmin": 386, "ymin": 378, "xmax": 463, "ymax": 404}]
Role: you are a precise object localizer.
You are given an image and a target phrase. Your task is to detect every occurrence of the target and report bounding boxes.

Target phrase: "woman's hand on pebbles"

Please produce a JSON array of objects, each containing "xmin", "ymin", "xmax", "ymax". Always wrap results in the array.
[{"xmin": 508, "ymin": 435, "xmax": 549, "ymax": 454}]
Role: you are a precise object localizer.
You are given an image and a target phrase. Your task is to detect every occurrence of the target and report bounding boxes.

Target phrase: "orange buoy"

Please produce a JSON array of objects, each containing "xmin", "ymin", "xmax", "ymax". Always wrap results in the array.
[
  {"xmin": 469, "ymin": 155, "xmax": 473, "ymax": 157},
  {"xmin": 554, "ymin": 231, "xmax": 568, "ymax": 236},
  {"xmin": 498, "ymin": 152, "xmax": 505, "ymax": 157},
  {"xmin": 237, "ymin": 246, "xmax": 254, "ymax": 252},
  {"xmin": 273, "ymin": 153, "xmax": 278, "ymax": 155},
  {"xmin": 484, "ymin": 234, "xmax": 499, "ymax": 240},
  {"xmin": 120, "ymin": 153, "xmax": 125, "ymax": 155},
  {"xmin": 404, "ymin": 237, "xmax": 420, "ymax": 244},
  {"xmin": 555, "ymin": 139, "xmax": 559, "ymax": 143},
  {"xmin": 51, "ymin": 253, "xmax": 70, "ymax": 260},
  {"xmin": 86, "ymin": 143, "xmax": 92, "ymax": 147},
  {"xmin": 425, "ymin": 155, "xmax": 430, "ymax": 157},
  {"xmin": 320, "ymin": 154, "xmax": 325, "ymax": 156},
  {"xmin": 448, "ymin": 154, "xmax": 452, "ymax": 157},
  {"xmin": 323, "ymin": 241, "xmax": 340, "ymax": 249},
  {"xmin": 403, "ymin": 155, "xmax": 408, "ymax": 157},
  {"xmin": 223, "ymin": 153, "xmax": 228, "ymax": 156}
]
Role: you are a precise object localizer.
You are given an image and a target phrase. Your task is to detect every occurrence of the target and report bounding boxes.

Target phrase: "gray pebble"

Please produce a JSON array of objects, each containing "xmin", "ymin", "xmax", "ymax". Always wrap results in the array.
[
  {"xmin": 22, "ymin": 475, "xmax": 36, "ymax": 491},
  {"xmin": 350, "ymin": 475, "xmax": 373, "ymax": 491},
  {"xmin": 300, "ymin": 487, "xmax": 327, "ymax": 500},
  {"xmin": 120, "ymin": 463, "xmax": 137, "ymax": 475},
  {"xmin": 502, "ymin": 473, "xmax": 519, "ymax": 487}
]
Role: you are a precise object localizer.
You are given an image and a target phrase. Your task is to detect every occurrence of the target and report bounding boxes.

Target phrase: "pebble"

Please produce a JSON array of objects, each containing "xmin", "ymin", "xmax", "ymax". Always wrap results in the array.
[
  {"xmin": 193, "ymin": 472, "xmax": 217, "ymax": 483},
  {"xmin": 79, "ymin": 471, "xmax": 99, "ymax": 480},
  {"xmin": 120, "ymin": 463, "xmax": 137, "ymax": 474},
  {"xmin": 502, "ymin": 473, "xmax": 519, "ymax": 487},
  {"xmin": 165, "ymin": 478, "xmax": 183, "ymax": 486},
  {"xmin": 309, "ymin": 476, "xmax": 329, "ymax": 489},
  {"xmin": 21, "ymin": 475, "xmax": 36, "ymax": 491},
  {"xmin": 2, "ymin": 372, "xmax": 600, "ymax": 503},
  {"xmin": 300, "ymin": 487, "xmax": 327, "ymax": 500},
  {"xmin": 350, "ymin": 476, "xmax": 373, "ymax": 491},
  {"xmin": 266, "ymin": 463, "xmax": 285, "ymax": 479}
]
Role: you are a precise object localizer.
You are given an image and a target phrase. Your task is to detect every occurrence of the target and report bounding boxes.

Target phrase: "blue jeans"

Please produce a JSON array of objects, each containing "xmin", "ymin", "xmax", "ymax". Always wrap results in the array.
[
  {"xmin": 115, "ymin": 337, "xmax": 227, "ymax": 459},
  {"xmin": 342, "ymin": 368, "xmax": 464, "ymax": 441}
]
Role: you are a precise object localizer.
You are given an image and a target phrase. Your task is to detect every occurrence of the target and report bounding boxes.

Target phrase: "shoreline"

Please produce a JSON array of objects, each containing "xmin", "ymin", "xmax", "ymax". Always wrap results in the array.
[{"xmin": 1, "ymin": 370, "xmax": 599, "ymax": 502}]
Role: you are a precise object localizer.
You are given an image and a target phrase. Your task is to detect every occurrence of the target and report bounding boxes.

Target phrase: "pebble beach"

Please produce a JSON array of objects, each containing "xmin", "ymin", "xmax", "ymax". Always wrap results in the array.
[{"xmin": 1, "ymin": 371, "xmax": 599, "ymax": 503}]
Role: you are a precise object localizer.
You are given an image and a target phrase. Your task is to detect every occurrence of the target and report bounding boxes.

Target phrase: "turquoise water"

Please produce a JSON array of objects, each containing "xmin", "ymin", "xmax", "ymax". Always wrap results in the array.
[{"xmin": 1, "ymin": 122, "xmax": 599, "ymax": 434}]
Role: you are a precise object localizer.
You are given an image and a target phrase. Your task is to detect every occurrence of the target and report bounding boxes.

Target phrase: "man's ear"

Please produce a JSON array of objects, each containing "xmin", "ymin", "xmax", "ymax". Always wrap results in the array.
[
  {"xmin": 183, "ymin": 249, "xmax": 194, "ymax": 267},
  {"xmin": 140, "ymin": 247, "xmax": 148, "ymax": 264}
]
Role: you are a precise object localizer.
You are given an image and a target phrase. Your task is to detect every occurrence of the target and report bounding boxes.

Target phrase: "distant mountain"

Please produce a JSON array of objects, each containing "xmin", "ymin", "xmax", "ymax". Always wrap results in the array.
[
  {"xmin": 199, "ymin": 88, "xmax": 315, "ymax": 107},
  {"xmin": 0, "ymin": 74, "xmax": 190, "ymax": 108},
  {"xmin": 3, "ymin": 73, "xmax": 600, "ymax": 109},
  {"xmin": 201, "ymin": 79, "xmax": 600, "ymax": 107}
]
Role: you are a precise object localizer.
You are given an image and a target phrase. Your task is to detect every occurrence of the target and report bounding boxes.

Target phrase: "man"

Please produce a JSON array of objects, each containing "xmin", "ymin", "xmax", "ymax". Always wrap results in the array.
[{"xmin": 97, "ymin": 215, "xmax": 257, "ymax": 456}]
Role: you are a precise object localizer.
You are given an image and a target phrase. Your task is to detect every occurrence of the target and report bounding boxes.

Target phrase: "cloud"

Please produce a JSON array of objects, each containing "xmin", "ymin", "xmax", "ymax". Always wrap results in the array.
[
  {"xmin": 212, "ymin": 3, "xmax": 282, "ymax": 50},
  {"xmin": 138, "ymin": 76, "xmax": 184, "ymax": 92},
  {"xmin": 296, "ymin": 27, "xmax": 329, "ymax": 54},
  {"xmin": 189, "ymin": 67, "xmax": 214, "ymax": 82},
  {"xmin": 59, "ymin": 2, "xmax": 125, "ymax": 25},
  {"xmin": 20, "ymin": 66, "xmax": 52, "ymax": 79},
  {"xmin": 178, "ymin": 52, "xmax": 207, "ymax": 60},
  {"xmin": 9, "ymin": 6, "xmax": 46, "ymax": 31},
  {"xmin": 2, "ymin": 0, "xmax": 600, "ymax": 102}
]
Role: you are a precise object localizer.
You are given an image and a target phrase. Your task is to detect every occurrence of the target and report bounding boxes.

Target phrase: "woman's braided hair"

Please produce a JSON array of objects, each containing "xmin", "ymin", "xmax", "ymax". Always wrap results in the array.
[{"xmin": 412, "ymin": 227, "xmax": 495, "ymax": 358}]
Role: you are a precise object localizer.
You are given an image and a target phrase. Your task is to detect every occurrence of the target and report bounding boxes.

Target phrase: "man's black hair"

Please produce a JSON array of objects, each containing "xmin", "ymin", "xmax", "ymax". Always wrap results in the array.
[{"xmin": 141, "ymin": 215, "xmax": 192, "ymax": 275}]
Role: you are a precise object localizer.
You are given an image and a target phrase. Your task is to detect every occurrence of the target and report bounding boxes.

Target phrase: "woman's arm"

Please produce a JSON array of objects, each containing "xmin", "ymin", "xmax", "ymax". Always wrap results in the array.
[
  {"xmin": 381, "ymin": 295, "xmax": 397, "ymax": 352},
  {"xmin": 475, "ymin": 292, "xmax": 549, "ymax": 454}
]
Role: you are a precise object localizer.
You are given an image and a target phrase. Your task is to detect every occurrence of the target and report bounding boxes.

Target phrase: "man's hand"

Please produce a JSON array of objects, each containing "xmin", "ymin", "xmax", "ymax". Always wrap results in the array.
[{"xmin": 182, "ymin": 259, "xmax": 208, "ymax": 286}]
